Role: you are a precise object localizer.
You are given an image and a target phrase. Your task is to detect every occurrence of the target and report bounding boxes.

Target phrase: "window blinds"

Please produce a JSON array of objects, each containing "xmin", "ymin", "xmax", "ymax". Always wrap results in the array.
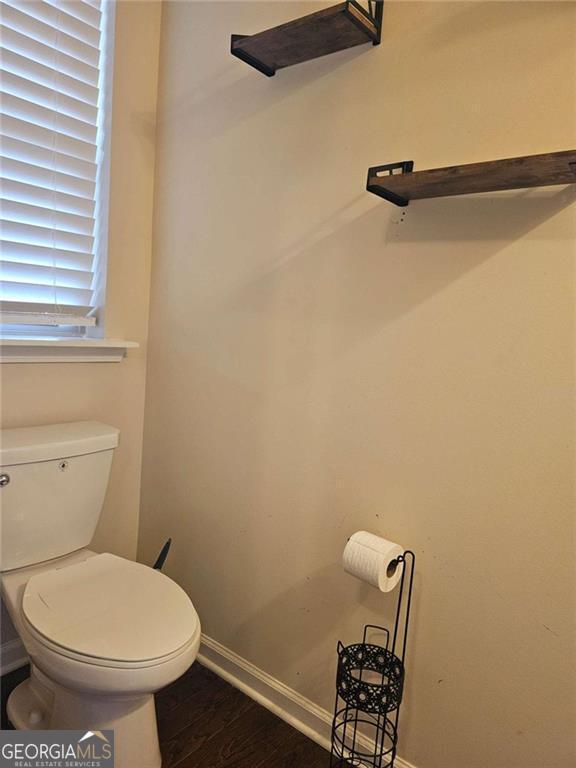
[{"xmin": 0, "ymin": 0, "xmax": 111, "ymax": 333}]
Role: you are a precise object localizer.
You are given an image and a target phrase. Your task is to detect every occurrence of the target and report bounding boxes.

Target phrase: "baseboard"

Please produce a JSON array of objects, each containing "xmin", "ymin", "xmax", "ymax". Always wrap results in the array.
[
  {"xmin": 0, "ymin": 638, "xmax": 28, "ymax": 676},
  {"xmin": 198, "ymin": 634, "xmax": 417, "ymax": 768}
]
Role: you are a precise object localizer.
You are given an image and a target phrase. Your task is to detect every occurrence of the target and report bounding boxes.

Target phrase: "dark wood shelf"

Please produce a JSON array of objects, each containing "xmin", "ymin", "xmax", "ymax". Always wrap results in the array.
[
  {"xmin": 366, "ymin": 150, "xmax": 576, "ymax": 207},
  {"xmin": 231, "ymin": 1, "xmax": 383, "ymax": 77}
]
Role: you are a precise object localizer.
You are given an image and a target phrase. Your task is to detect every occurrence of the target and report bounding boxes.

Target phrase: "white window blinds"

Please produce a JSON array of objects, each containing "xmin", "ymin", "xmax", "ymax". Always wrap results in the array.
[{"xmin": 0, "ymin": 0, "xmax": 113, "ymax": 334}]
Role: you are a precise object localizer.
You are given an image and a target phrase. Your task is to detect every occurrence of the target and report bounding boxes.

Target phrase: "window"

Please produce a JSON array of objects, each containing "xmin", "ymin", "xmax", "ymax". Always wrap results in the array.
[{"xmin": 0, "ymin": 0, "xmax": 114, "ymax": 338}]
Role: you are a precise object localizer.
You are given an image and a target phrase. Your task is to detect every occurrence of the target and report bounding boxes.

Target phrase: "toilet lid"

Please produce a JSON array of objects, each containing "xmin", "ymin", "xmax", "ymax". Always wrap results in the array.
[{"xmin": 22, "ymin": 553, "xmax": 199, "ymax": 664}]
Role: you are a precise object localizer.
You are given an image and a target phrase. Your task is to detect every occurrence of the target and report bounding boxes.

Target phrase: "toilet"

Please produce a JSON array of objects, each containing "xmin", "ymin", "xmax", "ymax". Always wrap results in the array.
[{"xmin": 0, "ymin": 421, "xmax": 201, "ymax": 768}]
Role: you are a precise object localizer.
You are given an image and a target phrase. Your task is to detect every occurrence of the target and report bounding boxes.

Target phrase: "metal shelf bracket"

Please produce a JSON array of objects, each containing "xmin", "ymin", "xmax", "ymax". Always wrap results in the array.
[{"xmin": 366, "ymin": 161, "xmax": 414, "ymax": 207}]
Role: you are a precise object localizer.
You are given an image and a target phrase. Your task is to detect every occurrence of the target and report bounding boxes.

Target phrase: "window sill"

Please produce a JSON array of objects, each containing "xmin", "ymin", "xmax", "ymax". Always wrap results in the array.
[{"xmin": 0, "ymin": 338, "xmax": 139, "ymax": 363}]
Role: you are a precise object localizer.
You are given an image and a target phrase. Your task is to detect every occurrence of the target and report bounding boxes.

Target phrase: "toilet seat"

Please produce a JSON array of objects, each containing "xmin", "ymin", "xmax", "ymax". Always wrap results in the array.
[{"xmin": 22, "ymin": 553, "xmax": 199, "ymax": 667}]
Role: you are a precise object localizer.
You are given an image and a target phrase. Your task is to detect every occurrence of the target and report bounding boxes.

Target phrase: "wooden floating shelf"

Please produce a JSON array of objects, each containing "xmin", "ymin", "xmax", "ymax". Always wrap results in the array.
[
  {"xmin": 231, "ymin": 1, "xmax": 383, "ymax": 77},
  {"xmin": 366, "ymin": 150, "xmax": 576, "ymax": 207}
]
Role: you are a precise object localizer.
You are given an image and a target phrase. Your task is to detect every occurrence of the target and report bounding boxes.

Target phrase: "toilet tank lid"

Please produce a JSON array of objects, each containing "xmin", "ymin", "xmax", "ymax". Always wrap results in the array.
[{"xmin": 0, "ymin": 421, "xmax": 119, "ymax": 466}]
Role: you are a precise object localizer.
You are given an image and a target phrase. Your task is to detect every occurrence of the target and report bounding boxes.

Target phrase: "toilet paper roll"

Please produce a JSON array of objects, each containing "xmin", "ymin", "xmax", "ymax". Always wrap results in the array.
[{"xmin": 343, "ymin": 531, "xmax": 404, "ymax": 593}]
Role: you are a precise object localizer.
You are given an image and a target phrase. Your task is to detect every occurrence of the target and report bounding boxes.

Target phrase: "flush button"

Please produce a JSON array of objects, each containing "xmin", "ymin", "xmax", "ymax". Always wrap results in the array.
[{"xmin": 0, "ymin": 473, "xmax": 10, "ymax": 487}]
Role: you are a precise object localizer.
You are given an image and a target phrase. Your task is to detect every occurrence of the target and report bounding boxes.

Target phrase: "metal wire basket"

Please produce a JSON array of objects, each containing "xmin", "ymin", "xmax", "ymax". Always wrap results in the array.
[{"xmin": 331, "ymin": 707, "xmax": 398, "ymax": 768}]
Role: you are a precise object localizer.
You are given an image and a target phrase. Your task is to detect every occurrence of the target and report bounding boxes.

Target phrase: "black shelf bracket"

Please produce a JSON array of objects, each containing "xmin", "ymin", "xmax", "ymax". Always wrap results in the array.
[
  {"xmin": 345, "ymin": 1, "xmax": 385, "ymax": 45},
  {"xmin": 366, "ymin": 161, "xmax": 414, "ymax": 207},
  {"xmin": 368, "ymin": 0, "xmax": 385, "ymax": 45}
]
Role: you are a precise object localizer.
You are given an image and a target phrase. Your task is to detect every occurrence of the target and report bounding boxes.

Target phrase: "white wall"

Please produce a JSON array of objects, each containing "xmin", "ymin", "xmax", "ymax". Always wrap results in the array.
[{"xmin": 145, "ymin": 2, "xmax": 573, "ymax": 766}]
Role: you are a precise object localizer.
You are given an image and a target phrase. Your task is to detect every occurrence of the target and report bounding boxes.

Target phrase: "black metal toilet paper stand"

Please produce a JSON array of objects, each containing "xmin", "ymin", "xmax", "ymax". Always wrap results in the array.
[{"xmin": 329, "ymin": 551, "xmax": 415, "ymax": 768}]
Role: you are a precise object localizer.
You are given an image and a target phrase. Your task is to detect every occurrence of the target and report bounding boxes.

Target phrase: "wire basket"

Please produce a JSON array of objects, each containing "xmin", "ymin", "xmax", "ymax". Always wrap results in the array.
[
  {"xmin": 337, "ymin": 640, "xmax": 404, "ymax": 714},
  {"xmin": 331, "ymin": 706, "xmax": 398, "ymax": 768}
]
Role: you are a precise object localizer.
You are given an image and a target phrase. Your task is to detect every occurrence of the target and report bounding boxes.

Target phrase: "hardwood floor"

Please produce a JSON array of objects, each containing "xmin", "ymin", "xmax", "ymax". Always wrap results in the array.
[
  {"xmin": 1, "ymin": 663, "xmax": 28, "ymax": 730},
  {"xmin": 1, "ymin": 662, "xmax": 329, "ymax": 767}
]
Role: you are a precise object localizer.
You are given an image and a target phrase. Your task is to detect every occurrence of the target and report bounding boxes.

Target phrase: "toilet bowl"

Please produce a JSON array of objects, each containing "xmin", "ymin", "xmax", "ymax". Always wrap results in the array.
[
  {"xmin": 0, "ymin": 422, "xmax": 201, "ymax": 768},
  {"xmin": 2, "ymin": 549, "xmax": 201, "ymax": 768}
]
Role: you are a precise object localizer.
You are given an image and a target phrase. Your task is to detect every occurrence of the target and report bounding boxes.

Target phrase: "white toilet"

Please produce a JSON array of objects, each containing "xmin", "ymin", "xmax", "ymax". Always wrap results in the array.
[{"xmin": 0, "ymin": 421, "xmax": 201, "ymax": 768}]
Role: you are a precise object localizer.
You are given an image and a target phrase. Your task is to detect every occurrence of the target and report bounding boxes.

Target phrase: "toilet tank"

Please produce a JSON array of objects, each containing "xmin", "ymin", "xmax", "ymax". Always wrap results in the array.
[{"xmin": 0, "ymin": 422, "xmax": 119, "ymax": 572}]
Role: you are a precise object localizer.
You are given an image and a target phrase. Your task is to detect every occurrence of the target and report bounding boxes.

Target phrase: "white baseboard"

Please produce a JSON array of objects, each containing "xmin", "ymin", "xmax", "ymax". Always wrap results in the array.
[
  {"xmin": 198, "ymin": 634, "xmax": 417, "ymax": 768},
  {"xmin": 0, "ymin": 638, "xmax": 28, "ymax": 676}
]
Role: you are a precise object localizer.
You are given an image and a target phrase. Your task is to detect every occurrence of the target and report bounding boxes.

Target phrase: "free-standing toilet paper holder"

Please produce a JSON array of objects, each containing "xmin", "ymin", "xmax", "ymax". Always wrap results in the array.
[{"xmin": 329, "ymin": 550, "xmax": 416, "ymax": 768}]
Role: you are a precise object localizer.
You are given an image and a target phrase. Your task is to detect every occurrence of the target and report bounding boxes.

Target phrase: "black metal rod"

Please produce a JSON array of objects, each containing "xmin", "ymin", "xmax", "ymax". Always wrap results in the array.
[
  {"xmin": 152, "ymin": 538, "xmax": 172, "ymax": 570},
  {"xmin": 374, "ymin": 0, "xmax": 385, "ymax": 44}
]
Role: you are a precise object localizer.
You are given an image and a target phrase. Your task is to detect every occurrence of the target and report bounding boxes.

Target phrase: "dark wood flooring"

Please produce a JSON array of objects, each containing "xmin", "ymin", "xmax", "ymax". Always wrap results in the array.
[{"xmin": 1, "ymin": 662, "xmax": 329, "ymax": 767}]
